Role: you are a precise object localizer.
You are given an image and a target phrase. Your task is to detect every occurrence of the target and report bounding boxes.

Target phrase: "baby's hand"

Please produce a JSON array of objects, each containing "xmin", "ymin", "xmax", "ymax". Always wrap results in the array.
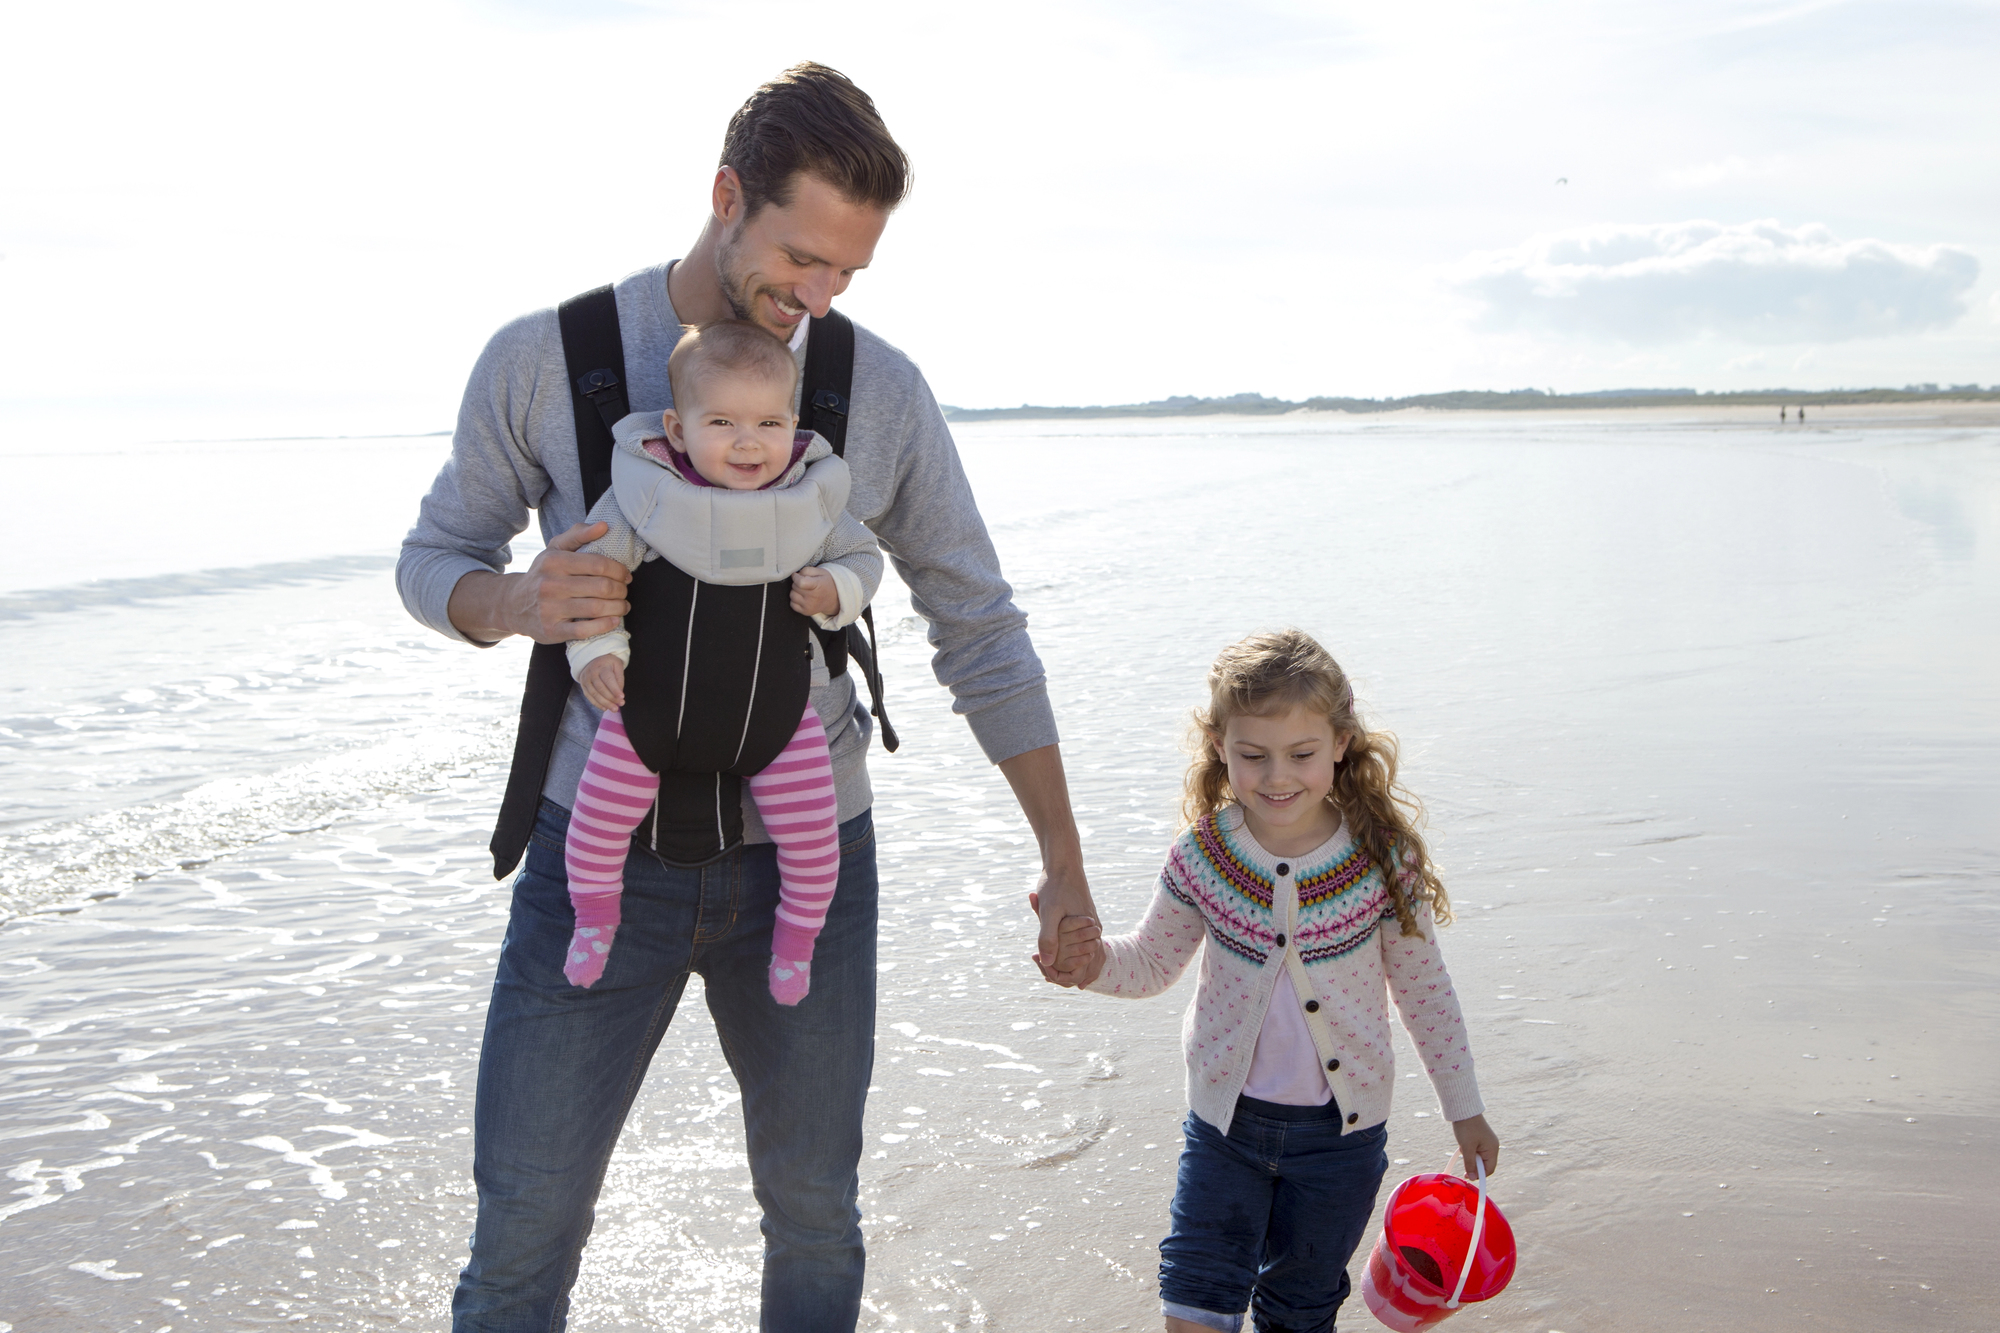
[
  {"xmin": 579, "ymin": 655, "xmax": 626, "ymax": 711},
  {"xmin": 1451, "ymin": 1113, "xmax": 1500, "ymax": 1180},
  {"xmin": 790, "ymin": 566, "xmax": 839, "ymax": 618}
]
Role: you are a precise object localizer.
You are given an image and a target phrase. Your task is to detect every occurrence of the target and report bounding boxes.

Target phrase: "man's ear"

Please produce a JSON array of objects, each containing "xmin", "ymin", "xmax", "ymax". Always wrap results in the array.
[
  {"xmin": 661, "ymin": 409, "xmax": 689, "ymax": 453},
  {"xmin": 711, "ymin": 166, "xmax": 745, "ymax": 225}
]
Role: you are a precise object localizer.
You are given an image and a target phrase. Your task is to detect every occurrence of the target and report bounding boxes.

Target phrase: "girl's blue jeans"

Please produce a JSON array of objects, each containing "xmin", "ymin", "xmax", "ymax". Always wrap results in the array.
[
  {"xmin": 1160, "ymin": 1095, "xmax": 1390, "ymax": 1333},
  {"xmin": 450, "ymin": 797, "xmax": 878, "ymax": 1332}
]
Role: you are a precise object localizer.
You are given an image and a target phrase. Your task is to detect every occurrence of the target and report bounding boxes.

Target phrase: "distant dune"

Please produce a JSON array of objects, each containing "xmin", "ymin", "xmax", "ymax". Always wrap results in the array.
[{"xmin": 939, "ymin": 385, "xmax": 2000, "ymax": 422}]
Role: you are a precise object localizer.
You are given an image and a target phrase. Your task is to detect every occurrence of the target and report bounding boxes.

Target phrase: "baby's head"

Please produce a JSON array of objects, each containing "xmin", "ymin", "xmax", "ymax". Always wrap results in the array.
[{"xmin": 662, "ymin": 320, "xmax": 801, "ymax": 490}]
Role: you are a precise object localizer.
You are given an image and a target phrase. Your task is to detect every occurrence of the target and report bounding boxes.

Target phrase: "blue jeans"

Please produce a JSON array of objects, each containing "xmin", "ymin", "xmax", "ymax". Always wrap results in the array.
[
  {"xmin": 1159, "ymin": 1096, "xmax": 1390, "ymax": 1333},
  {"xmin": 451, "ymin": 798, "xmax": 879, "ymax": 1332}
]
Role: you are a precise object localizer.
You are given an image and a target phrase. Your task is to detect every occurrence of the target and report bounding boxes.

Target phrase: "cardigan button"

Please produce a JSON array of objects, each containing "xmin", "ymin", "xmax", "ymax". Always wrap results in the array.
[
  {"xmin": 1326, "ymin": 1058, "xmax": 1340, "ymax": 1071},
  {"xmin": 1304, "ymin": 1000, "xmax": 1320, "ymax": 1013},
  {"xmin": 1347, "ymin": 1112, "xmax": 1359, "ymax": 1125},
  {"xmin": 1274, "ymin": 933, "xmax": 1287, "ymax": 948},
  {"xmin": 1275, "ymin": 862, "xmax": 1290, "ymax": 876}
]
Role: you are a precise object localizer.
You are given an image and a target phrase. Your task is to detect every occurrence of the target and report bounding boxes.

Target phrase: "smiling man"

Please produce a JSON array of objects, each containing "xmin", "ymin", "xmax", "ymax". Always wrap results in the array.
[{"xmin": 397, "ymin": 63, "xmax": 1099, "ymax": 1333}]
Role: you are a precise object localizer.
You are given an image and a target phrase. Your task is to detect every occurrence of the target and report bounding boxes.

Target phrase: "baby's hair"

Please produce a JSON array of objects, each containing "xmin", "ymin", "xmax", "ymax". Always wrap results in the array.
[
  {"xmin": 667, "ymin": 319, "xmax": 800, "ymax": 413},
  {"xmin": 1184, "ymin": 629, "xmax": 1451, "ymax": 936}
]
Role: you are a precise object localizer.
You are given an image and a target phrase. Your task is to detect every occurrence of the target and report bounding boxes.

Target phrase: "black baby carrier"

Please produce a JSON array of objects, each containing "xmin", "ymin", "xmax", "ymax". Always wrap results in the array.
[{"xmin": 488, "ymin": 285, "xmax": 896, "ymax": 876}]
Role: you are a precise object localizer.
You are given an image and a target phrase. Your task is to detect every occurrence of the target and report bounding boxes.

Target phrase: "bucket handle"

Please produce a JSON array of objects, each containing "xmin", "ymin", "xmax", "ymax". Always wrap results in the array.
[{"xmin": 1445, "ymin": 1154, "xmax": 1488, "ymax": 1310}]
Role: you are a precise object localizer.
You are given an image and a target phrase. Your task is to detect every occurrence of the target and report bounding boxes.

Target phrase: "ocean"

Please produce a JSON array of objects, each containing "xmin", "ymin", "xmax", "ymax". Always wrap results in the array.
[{"xmin": 3, "ymin": 411, "xmax": 1996, "ymax": 1330}]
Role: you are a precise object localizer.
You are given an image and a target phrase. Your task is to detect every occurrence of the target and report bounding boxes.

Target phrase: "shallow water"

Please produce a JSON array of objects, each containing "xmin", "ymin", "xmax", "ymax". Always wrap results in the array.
[{"xmin": 3, "ymin": 413, "xmax": 1997, "ymax": 1330}]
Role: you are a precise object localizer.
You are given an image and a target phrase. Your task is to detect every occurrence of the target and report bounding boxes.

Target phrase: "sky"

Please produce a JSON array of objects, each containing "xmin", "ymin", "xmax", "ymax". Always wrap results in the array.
[{"xmin": 2, "ymin": 0, "xmax": 1997, "ymax": 441}]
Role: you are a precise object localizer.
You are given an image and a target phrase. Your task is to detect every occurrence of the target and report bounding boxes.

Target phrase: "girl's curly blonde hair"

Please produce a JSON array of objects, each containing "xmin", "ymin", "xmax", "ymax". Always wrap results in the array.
[{"xmin": 1184, "ymin": 629, "xmax": 1451, "ymax": 936}]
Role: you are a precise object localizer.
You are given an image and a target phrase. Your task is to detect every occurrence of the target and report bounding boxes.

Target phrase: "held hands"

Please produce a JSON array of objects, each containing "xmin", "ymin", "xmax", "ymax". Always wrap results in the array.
[
  {"xmin": 1028, "ymin": 892, "xmax": 1104, "ymax": 988},
  {"xmin": 510, "ymin": 521, "xmax": 632, "ymax": 643},
  {"xmin": 1451, "ymin": 1113, "xmax": 1500, "ymax": 1180},
  {"xmin": 578, "ymin": 655, "xmax": 626, "ymax": 710},
  {"xmin": 790, "ymin": 566, "xmax": 839, "ymax": 618}
]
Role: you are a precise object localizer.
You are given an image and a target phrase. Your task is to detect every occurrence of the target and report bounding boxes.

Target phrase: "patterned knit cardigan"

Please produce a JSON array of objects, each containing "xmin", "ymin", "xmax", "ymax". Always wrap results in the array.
[{"xmin": 1087, "ymin": 805, "xmax": 1483, "ymax": 1136}]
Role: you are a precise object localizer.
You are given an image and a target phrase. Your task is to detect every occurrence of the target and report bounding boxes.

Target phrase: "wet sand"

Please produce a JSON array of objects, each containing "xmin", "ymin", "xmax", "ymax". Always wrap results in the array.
[{"xmin": 4, "ymin": 413, "xmax": 1997, "ymax": 1329}]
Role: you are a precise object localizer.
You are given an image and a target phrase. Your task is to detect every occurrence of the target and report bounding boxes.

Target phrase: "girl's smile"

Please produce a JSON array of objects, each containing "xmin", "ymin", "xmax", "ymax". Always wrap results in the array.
[{"xmin": 1215, "ymin": 705, "xmax": 1348, "ymax": 857}]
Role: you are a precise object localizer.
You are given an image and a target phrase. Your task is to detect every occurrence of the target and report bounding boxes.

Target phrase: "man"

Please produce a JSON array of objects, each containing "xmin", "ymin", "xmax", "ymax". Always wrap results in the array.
[{"xmin": 397, "ymin": 63, "xmax": 1098, "ymax": 1331}]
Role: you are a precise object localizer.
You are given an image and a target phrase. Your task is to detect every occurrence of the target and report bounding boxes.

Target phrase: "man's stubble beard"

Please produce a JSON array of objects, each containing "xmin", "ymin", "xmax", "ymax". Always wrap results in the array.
[{"xmin": 714, "ymin": 227, "xmax": 760, "ymax": 327}]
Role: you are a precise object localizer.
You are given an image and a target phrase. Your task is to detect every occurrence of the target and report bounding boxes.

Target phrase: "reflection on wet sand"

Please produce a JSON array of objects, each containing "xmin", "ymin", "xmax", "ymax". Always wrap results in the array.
[{"xmin": 4, "ymin": 415, "xmax": 1997, "ymax": 1330}]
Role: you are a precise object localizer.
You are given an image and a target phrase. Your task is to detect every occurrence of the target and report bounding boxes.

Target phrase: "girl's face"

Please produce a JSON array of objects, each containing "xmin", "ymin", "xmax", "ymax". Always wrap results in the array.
[{"xmin": 1215, "ymin": 704, "xmax": 1348, "ymax": 856}]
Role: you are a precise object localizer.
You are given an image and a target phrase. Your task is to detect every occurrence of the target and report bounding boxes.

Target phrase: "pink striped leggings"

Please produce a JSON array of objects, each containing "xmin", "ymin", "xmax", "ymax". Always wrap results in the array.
[{"xmin": 561, "ymin": 706, "xmax": 840, "ymax": 1004}]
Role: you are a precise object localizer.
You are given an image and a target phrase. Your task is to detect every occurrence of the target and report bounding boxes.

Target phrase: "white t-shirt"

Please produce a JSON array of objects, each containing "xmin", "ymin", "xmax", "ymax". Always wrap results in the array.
[
  {"xmin": 1242, "ymin": 851, "xmax": 1336, "ymax": 1106},
  {"xmin": 1243, "ymin": 979, "xmax": 1335, "ymax": 1105}
]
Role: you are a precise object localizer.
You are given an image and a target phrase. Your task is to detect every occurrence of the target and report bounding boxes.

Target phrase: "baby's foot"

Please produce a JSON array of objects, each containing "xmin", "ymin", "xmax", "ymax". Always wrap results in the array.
[
  {"xmin": 768, "ymin": 956, "xmax": 812, "ymax": 1006},
  {"xmin": 564, "ymin": 924, "xmax": 619, "ymax": 989}
]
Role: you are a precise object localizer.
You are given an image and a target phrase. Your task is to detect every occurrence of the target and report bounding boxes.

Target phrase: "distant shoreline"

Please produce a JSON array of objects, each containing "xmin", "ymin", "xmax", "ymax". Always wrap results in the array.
[{"xmin": 939, "ymin": 386, "xmax": 2000, "ymax": 422}]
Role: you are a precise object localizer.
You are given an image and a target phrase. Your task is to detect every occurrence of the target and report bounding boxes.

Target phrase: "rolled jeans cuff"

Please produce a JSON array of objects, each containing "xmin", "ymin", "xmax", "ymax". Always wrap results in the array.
[{"xmin": 1162, "ymin": 1302, "xmax": 1243, "ymax": 1332}]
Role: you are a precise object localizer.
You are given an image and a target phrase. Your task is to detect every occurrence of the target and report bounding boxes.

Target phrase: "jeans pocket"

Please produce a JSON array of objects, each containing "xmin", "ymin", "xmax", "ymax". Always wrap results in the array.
[
  {"xmin": 528, "ymin": 798, "xmax": 574, "ymax": 857},
  {"xmin": 838, "ymin": 813, "xmax": 875, "ymax": 857}
]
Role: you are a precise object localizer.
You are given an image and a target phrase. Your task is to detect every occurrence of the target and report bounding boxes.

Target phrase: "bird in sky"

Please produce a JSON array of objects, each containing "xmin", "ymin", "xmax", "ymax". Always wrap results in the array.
[{"xmin": 1556, "ymin": 176, "xmax": 1568, "ymax": 185}]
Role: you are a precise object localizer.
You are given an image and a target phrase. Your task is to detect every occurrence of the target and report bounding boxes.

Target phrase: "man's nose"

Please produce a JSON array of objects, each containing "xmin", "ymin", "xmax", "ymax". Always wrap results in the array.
[{"xmin": 795, "ymin": 271, "xmax": 838, "ymax": 318}]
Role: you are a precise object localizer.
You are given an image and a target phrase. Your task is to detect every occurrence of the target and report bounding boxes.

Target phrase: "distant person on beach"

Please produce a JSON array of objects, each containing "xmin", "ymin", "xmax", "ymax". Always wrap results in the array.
[
  {"xmin": 1781, "ymin": 406, "xmax": 1788, "ymax": 422},
  {"xmin": 560, "ymin": 320, "xmax": 881, "ymax": 1005},
  {"xmin": 1052, "ymin": 630, "xmax": 1499, "ymax": 1333},
  {"xmin": 398, "ymin": 63, "xmax": 1100, "ymax": 1332}
]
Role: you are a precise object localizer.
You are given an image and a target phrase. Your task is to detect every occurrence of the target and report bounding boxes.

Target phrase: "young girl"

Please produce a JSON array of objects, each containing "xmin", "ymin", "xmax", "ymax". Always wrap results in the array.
[{"xmin": 1062, "ymin": 629, "xmax": 1499, "ymax": 1333}]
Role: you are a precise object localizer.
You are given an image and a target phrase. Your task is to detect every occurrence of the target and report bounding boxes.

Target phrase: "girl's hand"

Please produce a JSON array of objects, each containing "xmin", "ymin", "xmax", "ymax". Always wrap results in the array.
[
  {"xmin": 1028, "ymin": 895, "xmax": 1104, "ymax": 987},
  {"xmin": 579, "ymin": 656, "xmax": 626, "ymax": 711},
  {"xmin": 1451, "ymin": 1113, "xmax": 1499, "ymax": 1179},
  {"xmin": 790, "ymin": 566, "xmax": 839, "ymax": 618}
]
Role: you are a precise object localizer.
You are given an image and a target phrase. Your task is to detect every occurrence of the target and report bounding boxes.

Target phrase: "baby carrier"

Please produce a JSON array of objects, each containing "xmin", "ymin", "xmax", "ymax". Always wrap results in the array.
[{"xmin": 488, "ymin": 286, "xmax": 896, "ymax": 877}]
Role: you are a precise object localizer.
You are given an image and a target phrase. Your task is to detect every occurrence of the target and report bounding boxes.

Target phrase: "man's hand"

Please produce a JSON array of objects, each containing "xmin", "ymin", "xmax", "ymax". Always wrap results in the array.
[
  {"xmin": 996, "ymin": 745, "xmax": 1101, "ymax": 987},
  {"xmin": 790, "ymin": 566, "xmax": 839, "ymax": 618},
  {"xmin": 446, "ymin": 521, "xmax": 631, "ymax": 644},
  {"xmin": 578, "ymin": 655, "xmax": 626, "ymax": 711},
  {"xmin": 1027, "ymin": 903, "xmax": 1104, "ymax": 988},
  {"xmin": 1452, "ymin": 1113, "xmax": 1500, "ymax": 1180}
]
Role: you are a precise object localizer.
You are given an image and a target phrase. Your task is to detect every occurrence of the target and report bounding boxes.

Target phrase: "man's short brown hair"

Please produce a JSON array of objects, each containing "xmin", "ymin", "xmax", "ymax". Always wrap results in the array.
[
  {"xmin": 667, "ymin": 320, "xmax": 799, "ymax": 411},
  {"xmin": 721, "ymin": 62, "xmax": 912, "ymax": 218}
]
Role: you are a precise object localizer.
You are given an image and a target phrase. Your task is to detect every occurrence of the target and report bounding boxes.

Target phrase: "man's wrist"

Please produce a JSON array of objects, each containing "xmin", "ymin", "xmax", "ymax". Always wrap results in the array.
[{"xmin": 447, "ymin": 568, "xmax": 522, "ymax": 644}]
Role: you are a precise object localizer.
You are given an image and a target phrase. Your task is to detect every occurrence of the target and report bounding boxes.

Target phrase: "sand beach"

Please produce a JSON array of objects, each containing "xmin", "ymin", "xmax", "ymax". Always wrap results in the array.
[{"xmin": 2, "ymin": 408, "xmax": 1996, "ymax": 1330}]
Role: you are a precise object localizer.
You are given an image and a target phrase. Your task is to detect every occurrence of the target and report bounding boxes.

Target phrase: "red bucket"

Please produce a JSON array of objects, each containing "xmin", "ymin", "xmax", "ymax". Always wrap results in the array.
[{"xmin": 1360, "ymin": 1160, "xmax": 1515, "ymax": 1330}]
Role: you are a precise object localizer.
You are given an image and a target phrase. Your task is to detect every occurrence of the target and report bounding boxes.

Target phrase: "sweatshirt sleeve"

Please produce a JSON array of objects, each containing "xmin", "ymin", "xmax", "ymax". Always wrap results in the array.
[
  {"xmin": 811, "ymin": 509, "xmax": 884, "ymax": 630},
  {"xmin": 579, "ymin": 488, "xmax": 649, "ymax": 573},
  {"xmin": 1085, "ymin": 851, "xmax": 1210, "ymax": 1000},
  {"xmin": 395, "ymin": 311, "xmax": 556, "ymax": 646},
  {"xmin": 1380, "ymin": 900, "xmax": 1484, "ymax": 1122},
  {"xmin": 861, "ymin": 365, "xmax": 1057, "ymax": 765}
]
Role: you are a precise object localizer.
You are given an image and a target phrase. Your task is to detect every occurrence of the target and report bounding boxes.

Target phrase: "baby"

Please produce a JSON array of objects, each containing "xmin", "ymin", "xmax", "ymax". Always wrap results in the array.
[{"xmin": 562, "ymin": 319, "xmax": 881, "ymax": 1004}]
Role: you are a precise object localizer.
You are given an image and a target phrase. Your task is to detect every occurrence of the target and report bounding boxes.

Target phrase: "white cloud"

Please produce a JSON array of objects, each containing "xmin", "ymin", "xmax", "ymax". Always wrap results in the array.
[{"xmin": 1458, "ymin": 220, "xmax": 1979, "ymax": 345}]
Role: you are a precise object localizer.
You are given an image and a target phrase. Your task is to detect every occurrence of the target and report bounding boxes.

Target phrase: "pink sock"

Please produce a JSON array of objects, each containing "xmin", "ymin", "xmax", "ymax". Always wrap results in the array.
[
  {"xmin": 748, "ymin": 705, "xmax": 840, "ymax": 1005},
  {"xmin": 563, "ymin": 709, "xmax": 657, "ymax": 988}
]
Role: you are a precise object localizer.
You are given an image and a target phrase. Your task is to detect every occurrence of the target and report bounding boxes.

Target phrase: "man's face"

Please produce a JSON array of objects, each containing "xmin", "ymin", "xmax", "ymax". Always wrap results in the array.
[{"xmin": 715, "ymin": 172, "xmax": 890, "ymax": 340}]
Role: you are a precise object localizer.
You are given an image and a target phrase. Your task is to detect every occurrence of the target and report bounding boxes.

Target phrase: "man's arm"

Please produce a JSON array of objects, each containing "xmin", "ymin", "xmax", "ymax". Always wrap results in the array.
[
  {"xmin": 397, "ymin": 310, "xmax": 632, "ymax": 647},
  {"xmin": 445, "ymin": 522, "xmax": 630, "ymax": 644},
  {"xmin": 1002, "ymin": 743, "xmax": 1101, "ymax": 986}
]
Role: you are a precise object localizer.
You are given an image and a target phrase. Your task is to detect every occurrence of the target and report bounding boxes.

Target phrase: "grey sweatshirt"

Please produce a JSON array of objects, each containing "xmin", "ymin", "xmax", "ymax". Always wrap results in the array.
[{"xmin": 397, "ymin": 261, "xmax": 1056, "ymax": 839}]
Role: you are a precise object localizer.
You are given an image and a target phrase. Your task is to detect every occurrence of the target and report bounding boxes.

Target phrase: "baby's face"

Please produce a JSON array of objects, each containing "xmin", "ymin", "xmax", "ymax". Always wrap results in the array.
[{"xmin": 665, "ymin": 369, "xmax": 798, "ymax": 490}]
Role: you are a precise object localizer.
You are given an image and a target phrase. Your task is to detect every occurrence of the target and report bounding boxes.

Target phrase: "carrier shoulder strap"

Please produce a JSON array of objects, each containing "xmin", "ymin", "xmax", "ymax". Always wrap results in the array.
[
  {"xmin": 803, "ymin": 309, "xmax": 898, "ymax": 753},
  {"xmin": 489, "ymin": 286, "xmax": 631, "ymax": 879}
]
